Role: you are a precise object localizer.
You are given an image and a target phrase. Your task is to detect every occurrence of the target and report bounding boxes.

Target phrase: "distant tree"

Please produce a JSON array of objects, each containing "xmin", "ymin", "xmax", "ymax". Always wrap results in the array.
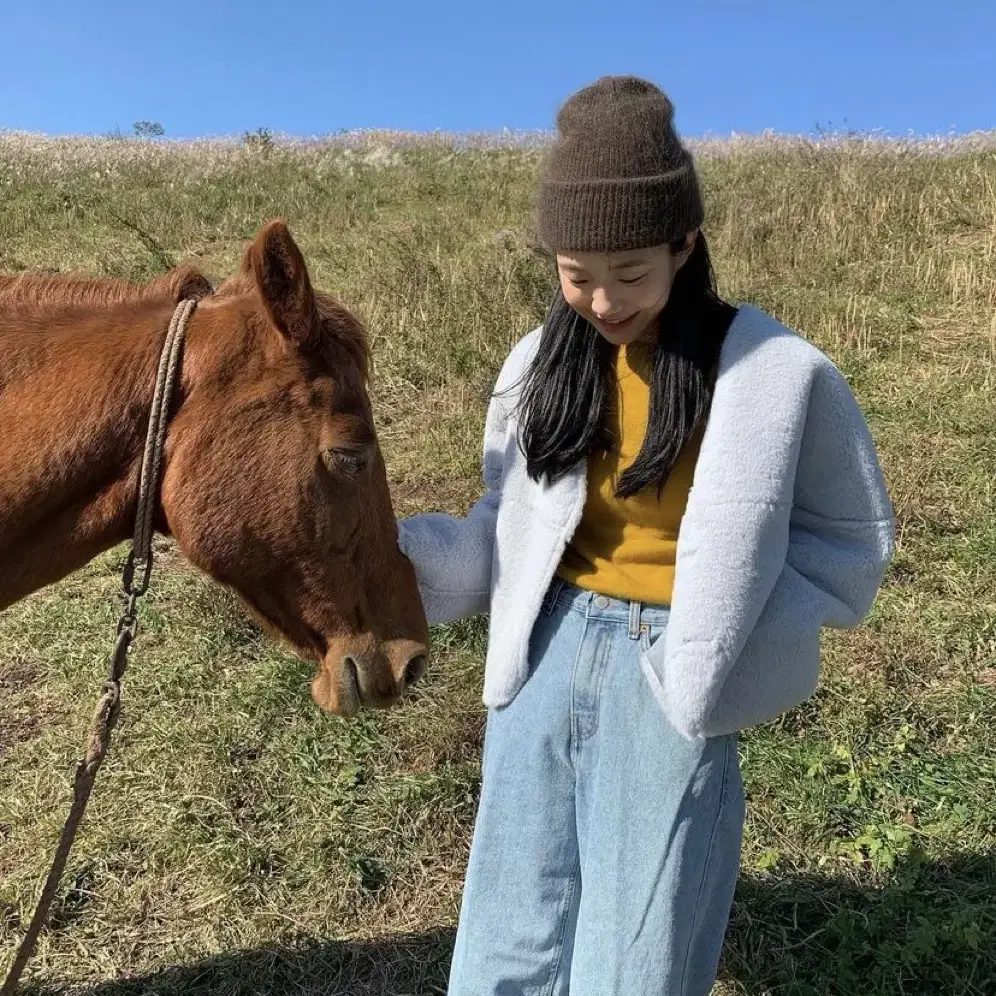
[
  {"xmin": 242, "ymin": 127, "xmax": 275, "ymax": 155},
  {"xmin": 133, "ymin": 120, "xmax": 166, "ymax": 138}
]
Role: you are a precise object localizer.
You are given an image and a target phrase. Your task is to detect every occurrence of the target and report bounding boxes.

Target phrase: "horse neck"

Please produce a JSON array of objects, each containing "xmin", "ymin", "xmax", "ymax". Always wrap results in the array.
[{"xmin": 0, "ymin": 304, "xmax": 173, "ymax": 610}]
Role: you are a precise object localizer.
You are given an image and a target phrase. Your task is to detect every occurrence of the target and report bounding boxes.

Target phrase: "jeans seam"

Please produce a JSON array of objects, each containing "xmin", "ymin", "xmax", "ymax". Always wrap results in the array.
[
  {"xmin": 539, "ymin": 853, "xmax": 581, "ymax": 996},
  {"xmin": 676, "ymin": 737, "xmax": 733, "ymax": 995},
  {"xmin": 580, "ymin": 630, "xmax": 611, "ymax": 741},
  {"xmin": 568, "ymin": 606, "xmax": 592, "ymax": 761}
]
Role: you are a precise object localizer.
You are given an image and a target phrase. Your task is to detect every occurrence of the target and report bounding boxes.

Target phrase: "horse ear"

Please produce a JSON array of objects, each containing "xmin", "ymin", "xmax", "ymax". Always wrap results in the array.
[{"xmin": 248, "ymin": 219, "xmax": 319, "ymax": 349}]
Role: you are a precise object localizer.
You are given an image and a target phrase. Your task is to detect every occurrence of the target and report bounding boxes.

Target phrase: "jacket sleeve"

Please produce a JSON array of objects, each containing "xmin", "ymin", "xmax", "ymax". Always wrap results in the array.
[
  {"xmin": 648, "ymin": 356, "xmax": 895, "ymax": 741},
  {"xmin": 778, "ymin": 358, "xmax": 896, "ymax": 629},
  {"xmin": 697, "ymin": 393, "xmax": 894, "ymax": 739},
  {"xmin": 395, "ymin": 389, "xmax": 508, "ymax": 624}
]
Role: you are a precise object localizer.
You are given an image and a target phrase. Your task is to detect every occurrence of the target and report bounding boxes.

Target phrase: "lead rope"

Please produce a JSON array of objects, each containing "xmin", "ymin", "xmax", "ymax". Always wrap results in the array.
[{"xmin": 1, "ymin": 298, "xmax": 197, "ymax": 995}]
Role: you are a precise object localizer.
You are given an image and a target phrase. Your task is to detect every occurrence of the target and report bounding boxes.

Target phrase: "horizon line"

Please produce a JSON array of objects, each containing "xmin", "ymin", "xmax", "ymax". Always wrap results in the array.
[{"xmin": 4, "ymin": 123, "xmax": 996, "ymax": 145}]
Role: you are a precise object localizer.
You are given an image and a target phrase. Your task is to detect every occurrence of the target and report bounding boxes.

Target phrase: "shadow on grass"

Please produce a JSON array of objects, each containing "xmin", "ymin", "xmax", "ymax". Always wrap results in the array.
[
  {"xmin": 27, "ymin": 929, "xmax": 455, "ymax": 996},
  {"xmin": 23, "ymin": 851, "xmax": 995, "ymax": 996},
  {"xmin": 723, "ymin": 850, "xmax": 996, "ymax": 996}
]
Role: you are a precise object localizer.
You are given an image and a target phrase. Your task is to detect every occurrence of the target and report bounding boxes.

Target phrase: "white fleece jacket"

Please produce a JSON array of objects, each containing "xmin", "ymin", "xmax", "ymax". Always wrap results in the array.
[{"xmin": 397, "ymin": 304, "xmax": 895, "ymax": 740}]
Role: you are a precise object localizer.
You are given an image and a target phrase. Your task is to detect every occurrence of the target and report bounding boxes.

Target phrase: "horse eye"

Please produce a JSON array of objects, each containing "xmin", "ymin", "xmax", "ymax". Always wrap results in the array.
[{"xmin": 321, "ymin": 446, "xmax": 368, "ymax": 476}]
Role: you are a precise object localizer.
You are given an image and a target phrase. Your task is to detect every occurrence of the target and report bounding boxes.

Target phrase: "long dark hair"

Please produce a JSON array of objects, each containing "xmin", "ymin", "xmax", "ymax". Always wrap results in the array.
[{"xmin": 516, "ymin": 232, "xmax": 736, "ymax": 497}]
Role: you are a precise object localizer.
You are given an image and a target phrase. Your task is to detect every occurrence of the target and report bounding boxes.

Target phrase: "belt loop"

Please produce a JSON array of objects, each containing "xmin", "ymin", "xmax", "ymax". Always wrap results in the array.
[
  {"xmin": 541, "ymin": 576, "xmax": 565, "ymax": 616},
  {"xmin": 628, "ymin": 599, "xmax": 642, "ymax": 640}
]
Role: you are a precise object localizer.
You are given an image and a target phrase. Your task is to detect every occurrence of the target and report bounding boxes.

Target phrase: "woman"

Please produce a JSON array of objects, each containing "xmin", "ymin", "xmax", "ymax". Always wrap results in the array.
[{"xmin": 398, "ymin": 74, "xmax": 894, "ymax": 996}]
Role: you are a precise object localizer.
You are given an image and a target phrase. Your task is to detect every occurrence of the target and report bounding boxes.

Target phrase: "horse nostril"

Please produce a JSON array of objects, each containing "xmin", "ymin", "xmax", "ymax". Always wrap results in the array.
[
  {"xmin": 341, "ymin": 655, "xmax": 359, "ymax": 682},
  {"xmin": 340, "ymin": 655, "xmax": 361, "ymax": 712},
  {"xmin": 404, "ymin": 654, "xmax": 427, "ymax": 688}
]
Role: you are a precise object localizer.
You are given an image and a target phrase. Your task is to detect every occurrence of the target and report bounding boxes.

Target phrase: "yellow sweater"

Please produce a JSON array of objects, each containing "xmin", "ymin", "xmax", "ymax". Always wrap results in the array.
[{"xmin": 558, "ymin": 342, "xmax": 702, "ymax": 604}]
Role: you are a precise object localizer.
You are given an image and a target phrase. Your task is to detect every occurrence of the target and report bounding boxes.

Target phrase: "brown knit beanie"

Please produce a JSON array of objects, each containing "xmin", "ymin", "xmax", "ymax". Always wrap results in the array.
[{"xmin": 536, "ymin": 75, "xmax": 703, "ymax": 253}]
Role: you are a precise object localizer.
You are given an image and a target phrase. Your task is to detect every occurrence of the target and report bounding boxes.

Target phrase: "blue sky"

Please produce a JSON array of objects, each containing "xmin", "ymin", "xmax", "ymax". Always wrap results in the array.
[{"xmin": 1, "ymin": 1, "xmax": 993, "ymax": 139}]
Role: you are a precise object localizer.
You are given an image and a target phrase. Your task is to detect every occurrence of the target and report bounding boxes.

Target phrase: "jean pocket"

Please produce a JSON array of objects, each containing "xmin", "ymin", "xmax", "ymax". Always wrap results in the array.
[{"xmin": 639, "ymin": 624, "xmax": 656, "ymax": 654}]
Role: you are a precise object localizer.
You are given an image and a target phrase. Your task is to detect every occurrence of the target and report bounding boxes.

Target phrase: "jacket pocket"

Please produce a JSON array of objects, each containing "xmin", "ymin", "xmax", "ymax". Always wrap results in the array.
[{"xmin": 702, "ymin": 562, "xmax": 824, "ymax": 736}]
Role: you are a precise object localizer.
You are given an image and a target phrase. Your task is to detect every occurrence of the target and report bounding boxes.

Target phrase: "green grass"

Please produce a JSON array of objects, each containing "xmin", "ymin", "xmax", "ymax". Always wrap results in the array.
[{"xmin": 2, "ymin": 131, "xmax": 996, "ymax": 994}]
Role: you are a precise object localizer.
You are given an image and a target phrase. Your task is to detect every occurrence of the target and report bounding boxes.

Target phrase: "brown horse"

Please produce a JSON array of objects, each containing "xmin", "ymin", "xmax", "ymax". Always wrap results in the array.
[{"xmin": 0, "ymin": 220, "xmax": 429, "ymax": 716}]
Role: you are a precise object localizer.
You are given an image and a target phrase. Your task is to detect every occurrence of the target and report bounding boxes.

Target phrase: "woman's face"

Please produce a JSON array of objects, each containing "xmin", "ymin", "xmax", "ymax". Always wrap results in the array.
[{"xmin": 556, "ymin": 231, "xmax": 697, "ymax": 345}]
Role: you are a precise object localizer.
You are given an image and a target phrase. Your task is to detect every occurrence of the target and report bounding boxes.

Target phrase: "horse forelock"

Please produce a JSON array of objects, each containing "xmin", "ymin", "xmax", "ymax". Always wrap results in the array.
[{"xmin": 211, "ymin": 272, "xmax": 371, "ymax": 383}]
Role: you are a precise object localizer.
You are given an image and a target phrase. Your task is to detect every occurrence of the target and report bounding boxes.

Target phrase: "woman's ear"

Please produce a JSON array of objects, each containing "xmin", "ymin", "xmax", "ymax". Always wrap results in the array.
[{"xmin": 674, "ymin": 228, "xmax": 699, "ymax": 271}]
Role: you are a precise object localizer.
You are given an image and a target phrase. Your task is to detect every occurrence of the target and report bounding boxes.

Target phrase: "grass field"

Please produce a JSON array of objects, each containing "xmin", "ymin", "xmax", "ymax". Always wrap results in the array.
[{"xmin": 2, "ymin": 129, "xmax": 996, "ymax": 995}]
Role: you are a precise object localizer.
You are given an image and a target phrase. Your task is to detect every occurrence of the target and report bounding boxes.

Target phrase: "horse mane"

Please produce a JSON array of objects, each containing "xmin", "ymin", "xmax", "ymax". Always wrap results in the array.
[
  {"xmin": 1, "ymin": 259, "xmax": 370, "ymax": 380},
  {"xmin": 0, "ymin": 264, "xmax": 213, "ymax": 311}
]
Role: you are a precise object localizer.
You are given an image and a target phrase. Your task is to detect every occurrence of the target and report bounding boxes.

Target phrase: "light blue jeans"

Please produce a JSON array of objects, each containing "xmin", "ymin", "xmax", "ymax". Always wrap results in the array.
[{"xmin": 447, "ymin": 578, "xmax": 744, "ymax": 996}]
